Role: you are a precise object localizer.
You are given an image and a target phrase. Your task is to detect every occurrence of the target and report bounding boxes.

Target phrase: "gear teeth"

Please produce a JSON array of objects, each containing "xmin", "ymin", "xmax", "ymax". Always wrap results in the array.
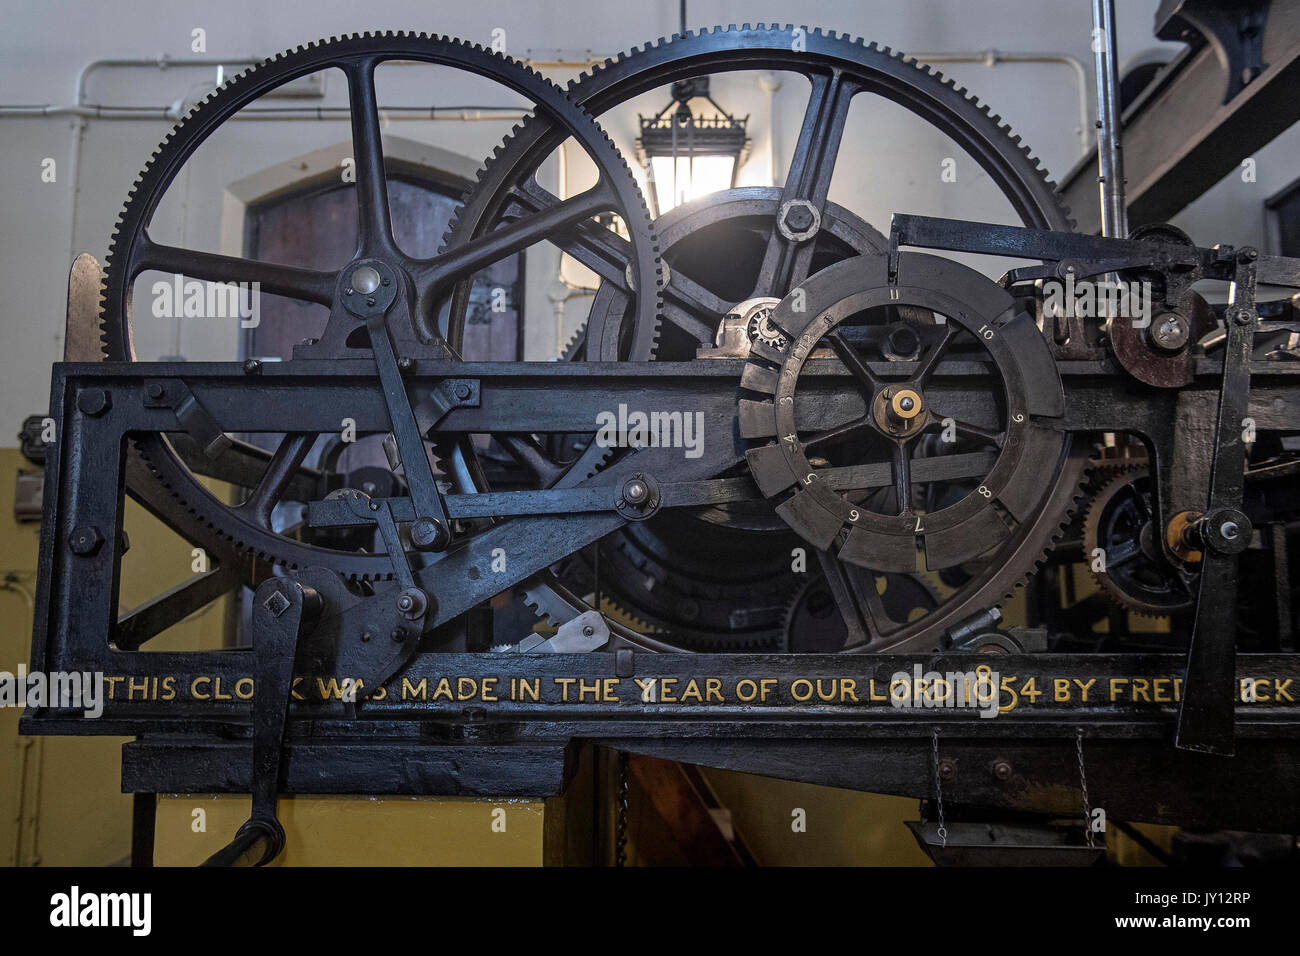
[{"xmin": 100, "ymin": 32, "xmax": 655, "ymax": 576}]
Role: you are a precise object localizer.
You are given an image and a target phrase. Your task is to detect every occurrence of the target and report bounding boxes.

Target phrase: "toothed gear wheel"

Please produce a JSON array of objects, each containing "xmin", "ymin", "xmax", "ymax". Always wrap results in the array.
[
  {"xmin": 742, "ymin": 253, "xmax": 1090, "ymax": 653},
  {"xmin": 449, "ymin": 25, "xmax": 1078, "ymax": 642},
  {"xmin": 1084, "ymin": 463, "xmax": 1197, "ymax": 616},
  {"xmin": 97, "ymin": 32, "xmax": 661, "ymax": 578},
  {"xmin": 748, "ymin": 308, "xmax": 786, "ymax": 350}
]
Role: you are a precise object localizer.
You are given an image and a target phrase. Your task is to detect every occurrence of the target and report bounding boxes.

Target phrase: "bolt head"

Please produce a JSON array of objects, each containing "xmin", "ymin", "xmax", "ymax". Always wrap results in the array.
[
  {"xmin": 350, "ymin": 265, "xmax": 382, "ymax": 295},
  {"xmin": 410, "ymin": 517, "xmax": 448, "ymax": 551},
  {"xmin": 68, "ymin": 524, "xmax": 104, "ymax": 556},
  {"xmin": 784, "ymin": 205, "xmax": 814, "ymax": 231},
  {"xmin": 77, "ymin": 389, "xmax": 111, "ymax": 416},
  {"xmin": 1150, "ymin": 312, "xmax": 1190, "ymax": 351}
]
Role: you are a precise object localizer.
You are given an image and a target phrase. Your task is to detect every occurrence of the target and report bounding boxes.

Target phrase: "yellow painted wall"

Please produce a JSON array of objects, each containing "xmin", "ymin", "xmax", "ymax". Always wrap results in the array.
[
  {"xmin": 701, "ymin": 769, "xmax": 932, "ymax": 866},
  {"xmin": 0, "ymin": 447, "xmax": 230, "ymax": 865},
  {"xmin": 153, "ymin": 795, "xmax": 546, "ymax": 866}
]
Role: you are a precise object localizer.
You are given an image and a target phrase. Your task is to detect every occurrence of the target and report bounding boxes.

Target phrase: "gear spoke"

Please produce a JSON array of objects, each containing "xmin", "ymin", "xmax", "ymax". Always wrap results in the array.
[
  {"xmin": 662, "ymin": 302, "xmax": 718, "ymax": 346},
  {"xmin": 827, "ymin": 330, "xmax": 882, "ymax": 396},
  {"xmin": 344, "ymin": 58, "xmax": 396, "ymax": 256},
  {"xmin": 804, "ymin": 415, "xmax": 875, "ymax": 450},
  {"xmin": 499, "ymin": 434, "xmax": 568, "ymax": 488},
  {"xmin": 134, "ymin": 238, "xmax": 336, "ymax": 305},
  {"xmin": 929, "ymin": 414, "xmax": 1005, "ymax": 448},
  {"xmin": 667, "ymin": 272, "xmax": 731, "ymax": 329},
  {"xmin": 506, "ymin": 180, "xmax": 631, "ymax": 288},
  {"xmin": 911, "ymin": 325, "xmax": 959, "ymax": 389},
  {"xmin": 418, "ymin": 182, "xmax": 616, "ymax": 292},
  {"xmin": 892, "ymin": 442, "xmax": 913, "ymax": 515},
  {"xmin": 753, "ymin": 70, "xmax": 857, "ymax": 297},
  {"xmin": 233, "ymin": 433, "xmax": 316, "ymax": 530}
]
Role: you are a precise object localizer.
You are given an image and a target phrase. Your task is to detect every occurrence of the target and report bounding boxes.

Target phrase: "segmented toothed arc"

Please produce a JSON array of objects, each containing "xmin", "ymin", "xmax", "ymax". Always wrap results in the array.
[{"xmin": 98, "ymin": 32, "xmax": 661, "ymax": 579}]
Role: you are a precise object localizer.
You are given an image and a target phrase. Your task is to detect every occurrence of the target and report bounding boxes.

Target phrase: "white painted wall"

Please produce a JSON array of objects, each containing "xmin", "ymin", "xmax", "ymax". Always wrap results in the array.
[{"xmin": 0, "ymin": 0, "xmax": 1257, "ymax": 443}]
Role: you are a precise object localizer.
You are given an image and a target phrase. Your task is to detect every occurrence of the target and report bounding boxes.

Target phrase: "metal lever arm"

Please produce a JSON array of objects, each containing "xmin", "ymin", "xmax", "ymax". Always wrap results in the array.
[{"xmin": 202, "ymin": 577, "xmax": 320, "ymax": 866}]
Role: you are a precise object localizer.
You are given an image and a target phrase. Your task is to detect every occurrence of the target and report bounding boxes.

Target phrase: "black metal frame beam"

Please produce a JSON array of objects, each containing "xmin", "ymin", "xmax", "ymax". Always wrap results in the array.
[{"xmin": 1059, "ymin": 0, "xmax": 1300, "ymax": 234}]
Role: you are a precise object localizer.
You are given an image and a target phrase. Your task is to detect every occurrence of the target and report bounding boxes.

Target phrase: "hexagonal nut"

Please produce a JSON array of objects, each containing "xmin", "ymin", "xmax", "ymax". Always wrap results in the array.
[{"xmin": 69, "ymin": 524, "xmax": 105, "ymax": 556}]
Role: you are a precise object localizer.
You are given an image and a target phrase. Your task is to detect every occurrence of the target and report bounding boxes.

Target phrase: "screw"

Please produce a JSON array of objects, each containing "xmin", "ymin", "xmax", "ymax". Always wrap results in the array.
[
  {"xmin": 1220, "ymin": 520, "xmax": 1240, "ymax": 541},
  {"xmin": 345, "ymin": 288, "xmax": 354, "ymax": 296},
  {"xmin": 454, "ymin": 381, "xmax": 472, "ymax": 400},
  {"xmin": 993, "ymin": 759, "xmax": 1013, "ymax": 781},
  {"xmin": 77, "ymin": 389, "xmax": 111, "ymax": 416},
  {"xmin": 390, "ymin": 627, "xmax": 406, "ymax": 643},
  {"xmin": 582, "ymin": 624, "xmax": 595, "ymax": 637},
  {"xmin": 398, "ymin": 357, "xmax": 413, "ymax": 372},
  {"xmin": 360, "ymin": 629, "xmax": 373, "ymax": 643},
  {"xmin": 145, "ymin": 383, "xmax": 164, "ymax": 401},
  {"xmin": 938, "ymin": 758, "xmax": 957, "ymax": 782},
  {"xmin": 1232, "ymin": 307, "xmax": 1253, "ymax": 327},
  {"xmin": 243, "ymin": 358, "xmax": 262, "ymax": 374},
  {"xmin": 366, "ymin": 297, "xmax": 376, "ymax": 307},
  {"xmin": 622, "ymin": 477, "xmax": 649, "ymax": 506},
  {"xmin": 899, "ymin": 395, "xmax": 915, "ymax": 411}
]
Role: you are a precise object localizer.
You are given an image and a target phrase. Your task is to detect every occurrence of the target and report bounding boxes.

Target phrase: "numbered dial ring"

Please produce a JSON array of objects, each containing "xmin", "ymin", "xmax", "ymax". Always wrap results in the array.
[{"xmin": 741, "ymin": 253, "xmax": 1067, "ymax": 573}]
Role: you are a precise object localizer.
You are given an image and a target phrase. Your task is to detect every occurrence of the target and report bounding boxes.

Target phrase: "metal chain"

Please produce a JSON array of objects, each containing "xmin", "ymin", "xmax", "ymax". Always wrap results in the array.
[
  {"xmin": 615, "ymin": 750, "xmax": 629, "ymax": 867},
  {"xmin": 931, "ymin": 729, "xmax": 947, "ymax": 848},
  {"xmin": 1076, "ymin": 729, "xmax": 1095, "ymax": 848}
]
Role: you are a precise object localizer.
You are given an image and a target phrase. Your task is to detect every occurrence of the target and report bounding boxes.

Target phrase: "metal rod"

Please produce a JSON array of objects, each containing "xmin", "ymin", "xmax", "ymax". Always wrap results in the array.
[{"xmin": 1092, "ymin": 0, "xmax": 1128, "ymax": 237}]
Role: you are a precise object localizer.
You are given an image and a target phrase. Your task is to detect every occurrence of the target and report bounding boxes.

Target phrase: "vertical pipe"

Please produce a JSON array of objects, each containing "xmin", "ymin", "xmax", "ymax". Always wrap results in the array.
[{"xmin": 1092, "ymin": 0, "xmax": 1128, "ymax": 237}]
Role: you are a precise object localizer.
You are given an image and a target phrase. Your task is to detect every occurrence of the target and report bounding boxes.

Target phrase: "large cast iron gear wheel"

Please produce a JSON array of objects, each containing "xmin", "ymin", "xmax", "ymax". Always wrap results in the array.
[
  {"xmin": 742, "ymin": 253, "xmax": 1088, "ymax": 652},
  {"xmin": 97, "ymin": 32, "xmax": 661, "ymax": 578},
  {"xmin": 1084, "ymin": 463, "xmax": 1197, "ymax": 616},
  {"xmin": 446, "ymin": 24, "xmax": 1079, "ymax": 639},
  {"xmin": 439, "ymin": 23, "xmax": 1076, "ymax": 367}
]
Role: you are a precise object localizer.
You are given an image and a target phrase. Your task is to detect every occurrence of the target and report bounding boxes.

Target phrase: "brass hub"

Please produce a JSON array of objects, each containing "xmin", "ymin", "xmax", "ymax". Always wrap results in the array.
[{"xmin": 874, "ymin": 386, "xmax": 926, "ymax": 438}]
